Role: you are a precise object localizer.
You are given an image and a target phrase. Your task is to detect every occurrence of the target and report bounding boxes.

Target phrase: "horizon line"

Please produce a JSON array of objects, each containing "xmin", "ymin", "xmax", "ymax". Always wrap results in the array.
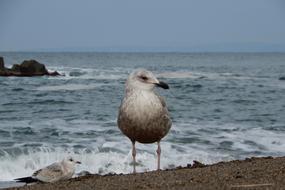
[{"xmin": 1, "ymin": 50, "xmax": 285, "ymax": 53}]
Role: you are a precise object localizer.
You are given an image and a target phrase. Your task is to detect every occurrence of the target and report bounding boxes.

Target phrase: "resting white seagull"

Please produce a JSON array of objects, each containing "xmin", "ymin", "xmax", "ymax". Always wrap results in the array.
[
  {"xmin": 118, "ymin": 69, "xmax": 172, "ymax": 173},
  {"xmin": 15, "ymin": 157, "xmax": 81, "ymax": 183}
]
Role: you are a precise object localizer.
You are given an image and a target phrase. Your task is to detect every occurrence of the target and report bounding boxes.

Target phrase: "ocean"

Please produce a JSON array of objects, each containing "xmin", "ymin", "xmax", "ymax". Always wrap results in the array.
[{"xmin": 0, "ymin": 52, "xmax": 284, "ymax": 185}]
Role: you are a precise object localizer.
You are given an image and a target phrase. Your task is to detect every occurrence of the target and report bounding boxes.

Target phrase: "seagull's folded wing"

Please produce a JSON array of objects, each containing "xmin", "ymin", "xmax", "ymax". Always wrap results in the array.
[{"xmin": 33, "ymin": 163, "xmax": 64, "ymax": 182}]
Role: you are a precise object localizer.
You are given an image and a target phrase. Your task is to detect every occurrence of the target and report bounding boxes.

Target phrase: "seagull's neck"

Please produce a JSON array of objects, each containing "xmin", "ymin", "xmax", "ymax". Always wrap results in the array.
[
  {"xmin": 126, "ymin": 88, "xmax": 154, "ymax": 96},
  {"xmin": 126, "ymin": 89, "xmax": 160, "ymax": 109},
  {"xmin": 61, "ymin": 162, "xmax": 75, "ymax": 174}
]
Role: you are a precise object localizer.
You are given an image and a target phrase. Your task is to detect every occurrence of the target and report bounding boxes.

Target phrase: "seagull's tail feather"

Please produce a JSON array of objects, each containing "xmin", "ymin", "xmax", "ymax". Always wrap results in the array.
[{"xmin": 15, "ymin": 177, "xmax": 39, "ymax": 183}]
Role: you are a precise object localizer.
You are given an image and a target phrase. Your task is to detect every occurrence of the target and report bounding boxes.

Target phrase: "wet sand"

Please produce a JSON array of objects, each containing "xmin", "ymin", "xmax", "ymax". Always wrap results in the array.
[{"xmin": 5, "ymin": 156, "xmax": 285, "ymax": 190}]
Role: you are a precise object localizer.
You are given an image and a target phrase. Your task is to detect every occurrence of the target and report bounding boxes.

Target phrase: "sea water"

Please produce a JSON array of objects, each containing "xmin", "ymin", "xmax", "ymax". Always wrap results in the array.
[{"xmin": 0, "ymin": 52, "xmax": 284, "ymax": 185}]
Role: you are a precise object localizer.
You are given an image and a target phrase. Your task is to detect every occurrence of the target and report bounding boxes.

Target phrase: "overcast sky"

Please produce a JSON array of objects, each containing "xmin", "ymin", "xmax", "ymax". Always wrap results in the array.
[{"xmin": 0, "ymin": 0, "xmax": 285, "ymax": 52}]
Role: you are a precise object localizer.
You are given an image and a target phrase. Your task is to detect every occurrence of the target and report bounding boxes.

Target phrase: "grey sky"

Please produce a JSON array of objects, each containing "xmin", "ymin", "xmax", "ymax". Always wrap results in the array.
[{"xmin": 0, "ymin": 0, "xmax": 285, "ymax": 52}]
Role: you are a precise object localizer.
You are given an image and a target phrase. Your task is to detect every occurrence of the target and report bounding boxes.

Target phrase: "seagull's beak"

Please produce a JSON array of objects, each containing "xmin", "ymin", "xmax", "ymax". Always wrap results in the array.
[
  {"xmin": 76, "ymin": 161, "xmax": 81, "ymax": 164},
  {"xmin": 155, "ymin": 81, "xmax": 169, "ymax": 89}
]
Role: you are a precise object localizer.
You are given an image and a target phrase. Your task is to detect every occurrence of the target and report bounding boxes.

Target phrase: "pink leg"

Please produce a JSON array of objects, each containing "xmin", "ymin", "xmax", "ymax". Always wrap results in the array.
[
  {"xmin": 156, "ymin": 141, "xmax": 161, "ymax": 170},
  {"xmin": 132, "ymin": 141, "xmax": 136, "ymax": 173}
]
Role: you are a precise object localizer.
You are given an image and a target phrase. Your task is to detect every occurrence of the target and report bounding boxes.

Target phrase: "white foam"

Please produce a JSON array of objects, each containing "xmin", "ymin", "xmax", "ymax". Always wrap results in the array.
[
  {"xmin": 228, "ymin": 128, "xmax": 285, "ymax": 153},
  {"xmin": 1, "ymin": 120, "xmax": 285, "ymax": 181},
  {"xmin": 182, "ymin": 122, "xmax": 285, "ymax": 155},
  {"xmin": 47, "ymin": 66, "xmax": 127, "ymax": 80},
  {"xmin": 0, "ymin": 143, "xmax": 229, "ymax": 181},
  {"xmin": 36, "ymin": 84, "xmax": 102, "ymax": 91},
  {"xmin": 157, "ymin": 71, "xmax": 262, "ymax": 80}
]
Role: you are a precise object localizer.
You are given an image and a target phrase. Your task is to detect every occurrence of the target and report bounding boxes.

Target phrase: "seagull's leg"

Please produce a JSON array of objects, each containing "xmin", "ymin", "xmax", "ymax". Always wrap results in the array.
[
  {"xmin": 156, "ymin": 141, "xmax": 161, "ymax": 170},
  {"xmin": 132, "ymin": 141, "xmax": 136, "ymax": 173}
]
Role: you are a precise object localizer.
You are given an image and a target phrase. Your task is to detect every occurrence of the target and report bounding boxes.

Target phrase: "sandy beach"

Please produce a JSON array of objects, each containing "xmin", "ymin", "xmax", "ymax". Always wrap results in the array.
[{"xmin": 4, "ymin": 156, "xmax": 285, "ymax": 190}]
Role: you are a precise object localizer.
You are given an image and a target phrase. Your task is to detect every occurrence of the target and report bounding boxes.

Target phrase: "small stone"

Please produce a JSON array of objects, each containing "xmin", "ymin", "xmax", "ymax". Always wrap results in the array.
[
  {"xmin": 192, "ymin": 160, "xmax": 206, "ymax": 168},
  {"xmin": 77, "ymin": 171, "xmax": 92, "ymax": 177}
]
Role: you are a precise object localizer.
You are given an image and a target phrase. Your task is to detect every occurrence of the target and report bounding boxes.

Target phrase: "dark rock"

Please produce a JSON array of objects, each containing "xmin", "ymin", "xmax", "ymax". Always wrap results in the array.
[
  {"xmin": 18, "ymin": 60, "xmax": 49, "ymax": 76},
  {"xmin": 235, "ymin": 175, "xmax": 243, "ymax": 179},
  {"xmin": 0, "ymin": 70, "xmax": 6, "ymax": 76},
  {"xmin": 77, "ymin": 171, "xmax": 93, "ymax": 177},
  {"xmin": 279, "ymin": 77, "xmax": 285, "ymax": 81},
  {"xmin": 0, "ymin": 58, "xmax": 61, "ymax": 77},
  {"xmin": 0, "ymin": 57, "xmax": 4, "ymax": 70},
  {"xmin": 191, "ymin": 160, "xmax": 206, "ymax": 168},
  {"xmin": 11, "ymin": 64, "xmax": 21, "ymax": 72},
  {"xmin": 48, "ymin": 71, "xmax": 62, "ymax": 76}
]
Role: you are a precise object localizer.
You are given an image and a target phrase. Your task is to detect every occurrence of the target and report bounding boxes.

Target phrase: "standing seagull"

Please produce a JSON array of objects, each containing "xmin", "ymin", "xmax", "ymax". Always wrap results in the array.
[
  {"xmin": 15, "ymin": 157, "xmax": 81, "ymax": 183},
  {"xmin": 118, "ymin": 69, "xmax": 172, "ymax": 173}
]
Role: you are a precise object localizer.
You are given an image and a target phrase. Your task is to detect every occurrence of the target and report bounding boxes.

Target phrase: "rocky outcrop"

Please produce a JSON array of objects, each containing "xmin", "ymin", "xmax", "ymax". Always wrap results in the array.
[
  {"xmin": 18, "ymin": 60, "xmax": 49, "ymax": 76},
  {"xmin": 0, "ymin": 57, "xmax": 61, "ymax": 77},
  {"xmin": 0, "ymin": 57, "xmax": 4, "ymax": 70}
]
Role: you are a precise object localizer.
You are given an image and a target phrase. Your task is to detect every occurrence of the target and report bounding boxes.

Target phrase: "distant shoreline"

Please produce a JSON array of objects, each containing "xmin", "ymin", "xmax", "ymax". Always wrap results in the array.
[{"xmin": 5, "ymin": 156, "xmax": 285, "ymax": 190}]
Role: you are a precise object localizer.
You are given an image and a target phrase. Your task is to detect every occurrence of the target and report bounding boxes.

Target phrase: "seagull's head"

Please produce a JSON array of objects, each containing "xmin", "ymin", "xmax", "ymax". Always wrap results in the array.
[
  {"xmin": 64, "ymin": 156, "xmax": 81, "ymax": 166},
  {"xmin": 127, "ymin": 69, "xmax": 169, "ymax": 91}
]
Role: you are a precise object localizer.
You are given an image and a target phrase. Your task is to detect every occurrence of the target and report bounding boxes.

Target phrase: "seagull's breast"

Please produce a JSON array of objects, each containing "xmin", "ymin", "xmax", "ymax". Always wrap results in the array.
[
  {"xmin": 125, "ymin": 91, "xmax": 162, "ymax": 121},
  {"xmin": 134, "ymin": 91, "xmax": 161, "ymax": 114},
  {"xmin": 118, "ymin": 90, "xmax": 171, "ymax": 143}
]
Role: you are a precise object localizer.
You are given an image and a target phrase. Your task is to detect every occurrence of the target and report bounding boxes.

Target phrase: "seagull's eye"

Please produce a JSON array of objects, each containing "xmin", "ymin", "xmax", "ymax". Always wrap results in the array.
[
  {"xmin": 140, "ymin": 76, "xmax": 148, "ymax": 80},
  {"xmin": 69, "ymin": 158, "xmax": 73, "ymax": 162}
]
